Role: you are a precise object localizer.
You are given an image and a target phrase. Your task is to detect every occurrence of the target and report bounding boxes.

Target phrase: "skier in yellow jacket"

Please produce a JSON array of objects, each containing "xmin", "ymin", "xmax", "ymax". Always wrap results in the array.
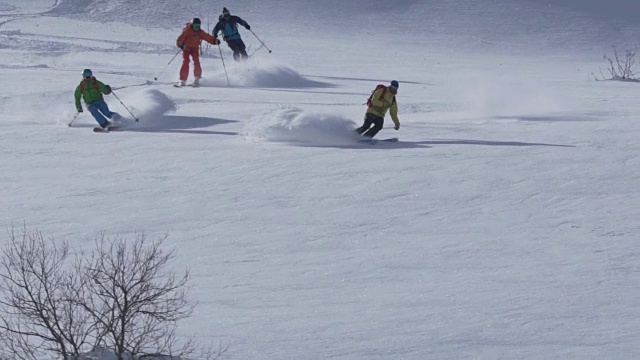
[{"xmin": 356, "ymin": 80, "xmax": 400, "ymax": 138}]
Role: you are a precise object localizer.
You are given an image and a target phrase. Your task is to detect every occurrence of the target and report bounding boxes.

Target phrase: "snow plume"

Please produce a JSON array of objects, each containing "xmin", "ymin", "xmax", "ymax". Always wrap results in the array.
[
  {"xmin": 244, "ymin": 106, "xmax": 358, "ymax": 146},
  {"xmin": 55, "ymin": 89, "xmax": 175, "ymax": 127},
  {"xmin": 202, "ymin": 57, "xmax": 331, "ymax": 89},
  {"xmin": 115, "ymin": 89, "xmax": 176, "ymax": 123}
]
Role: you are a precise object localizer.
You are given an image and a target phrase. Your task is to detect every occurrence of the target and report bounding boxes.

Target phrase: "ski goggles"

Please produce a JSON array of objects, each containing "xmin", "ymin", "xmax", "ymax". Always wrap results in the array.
[{"xmin": 193, "ymin": 23, "xmax": 201, "ymax": 29}]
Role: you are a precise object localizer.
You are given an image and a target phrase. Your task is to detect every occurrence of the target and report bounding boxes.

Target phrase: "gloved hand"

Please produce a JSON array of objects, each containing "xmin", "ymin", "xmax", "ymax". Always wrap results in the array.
[
  {"xmin": 179, "ymin": 43, "xmax": 185, "ymax": 49},
  {"xmin": 77, "ymin": 108, "xmax": 83, "ymax": 113},
  {"xmin": 394, "ymin": 123, "xmax": 400, "ymax": 130},
  {"xmin": 104, "ymin": 85, "xmax": 112, "ymax": 94},
  {"xmin": 245, "ymin": 24, "xmax": 251, "ymax": 30},
  {"xmin": 213, "ymin": 38, "xmax": 220, "ymax": 45}
]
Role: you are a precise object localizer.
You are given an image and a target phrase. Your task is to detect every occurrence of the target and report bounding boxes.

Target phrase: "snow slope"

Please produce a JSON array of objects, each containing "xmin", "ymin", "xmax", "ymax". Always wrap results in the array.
[{"xmin": 1, "ymin": 0, "xmax": 639, "ymax": 359}]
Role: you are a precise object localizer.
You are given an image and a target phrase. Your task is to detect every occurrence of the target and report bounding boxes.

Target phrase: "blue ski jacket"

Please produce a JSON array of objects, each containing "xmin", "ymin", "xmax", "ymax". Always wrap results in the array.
[{"xmin": 213, "ymin": 15, "xmax": 249, "ymax": 41}]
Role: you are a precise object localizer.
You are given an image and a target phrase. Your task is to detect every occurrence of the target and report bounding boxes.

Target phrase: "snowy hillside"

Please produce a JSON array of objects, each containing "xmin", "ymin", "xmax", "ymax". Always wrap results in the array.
[{"xmin": 1, "ymin": 0, "xmax": 639, "ymax": 359}]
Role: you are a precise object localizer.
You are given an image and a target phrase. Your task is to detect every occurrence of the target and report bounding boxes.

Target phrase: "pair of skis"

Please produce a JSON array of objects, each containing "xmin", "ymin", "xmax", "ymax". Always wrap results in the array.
[
  {"xmin": 92, "ymin": 126, "xmax": 121, "ymax": 133},
  {"xmin": 174, "ymin": 82, "xmax": 200, "ymax": 88},
  {"xmin": 358, "ymin": 137, "xmax": 399, "ymax": 144}
]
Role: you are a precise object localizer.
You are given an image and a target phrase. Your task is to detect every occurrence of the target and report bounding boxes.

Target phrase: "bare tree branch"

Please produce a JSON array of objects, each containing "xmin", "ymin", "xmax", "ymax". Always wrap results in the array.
[
  {"xmin": 598, "ymin": 45, "xmax": 640, "ymax": 82},
  {"xmin": 1, "ymin": 228, "xmax": 225, "ymax": 360}
]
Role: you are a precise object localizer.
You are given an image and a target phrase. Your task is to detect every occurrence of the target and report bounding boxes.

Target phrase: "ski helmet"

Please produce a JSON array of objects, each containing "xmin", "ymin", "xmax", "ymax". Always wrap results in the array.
[
  {"xmin": 390, "ymin": 80, "xmax": 399, "ymax": 89},
  {"xmin": 192, "ymin": 18, "xmax": 201, "ymax": 25},
  {"xmin": 82, "ymin": 69, "xmax": 93, "ymax": 77},
  {"xmin": 222, "ymin": 7, "xmax": 230, "ymax": 17}
]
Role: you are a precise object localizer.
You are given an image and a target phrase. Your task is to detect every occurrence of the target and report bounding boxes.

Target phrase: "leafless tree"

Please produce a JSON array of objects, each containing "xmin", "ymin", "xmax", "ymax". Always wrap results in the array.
[
  {"xmin": 80, "ymin": 233, "xmax": 206, "ymax": 360},
  {"xmin": 0, "ymin": 229, "xmax": 227, "ymax": 360},
  {"xmin": 0, "ymin": 228, "xmax": 96, "ymax": 360}
]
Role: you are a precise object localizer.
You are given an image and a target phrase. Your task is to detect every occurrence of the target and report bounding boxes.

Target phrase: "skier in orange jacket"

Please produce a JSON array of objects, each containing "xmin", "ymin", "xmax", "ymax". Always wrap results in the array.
[{"xmin": 176, "ymin": 18, "xmax": 220, "ymax": 87}]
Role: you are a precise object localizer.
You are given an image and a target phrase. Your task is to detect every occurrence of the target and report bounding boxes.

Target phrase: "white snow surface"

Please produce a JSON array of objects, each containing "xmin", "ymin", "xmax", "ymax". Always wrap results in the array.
[{"xmin": 1, "ymin": 0, "xmax": 639, "ymax": 359}]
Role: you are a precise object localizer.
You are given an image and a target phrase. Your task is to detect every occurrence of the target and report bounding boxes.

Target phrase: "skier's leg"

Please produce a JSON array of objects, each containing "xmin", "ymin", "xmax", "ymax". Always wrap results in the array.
[
  {"xmin": 88, "ymin": 101, "xmax": 110, "ymax": 128},
  {"xmin": 192, "ymin": 48, "xmax": 202, "ymax": 79},
  {"xmin": 238, "ymin": 40, "xmax": 248, "ymax": 60},
  {"xmin": 362, "ymin": 115, "xmax": 384, "ymax": 138},
  {"xmin": 95, "ymin": 99, "xmax": 114, "ymax": 119},
  {"xmin": 228, "ymin": 40, "xmax": 241, "ymax": 61},
  {"xmin": 179, "ymin": 49, "xmax": 190, "ymax": 81},
  {"xmin": 356, "ymin": 114, "xmax": 375, "ymax": 134}
]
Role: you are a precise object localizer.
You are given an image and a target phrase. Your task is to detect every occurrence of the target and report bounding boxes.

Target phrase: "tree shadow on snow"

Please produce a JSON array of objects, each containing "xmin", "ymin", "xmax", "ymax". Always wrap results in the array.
[{"xmin": 124, "ymin": 115, "xmax": 238, "ymax": 135}]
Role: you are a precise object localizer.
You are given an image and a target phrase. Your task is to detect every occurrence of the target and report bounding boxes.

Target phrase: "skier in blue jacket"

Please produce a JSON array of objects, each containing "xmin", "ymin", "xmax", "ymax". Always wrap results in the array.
[{"xmin": 212, "ymin": 7, "xmax": 250, "ymax": 61}]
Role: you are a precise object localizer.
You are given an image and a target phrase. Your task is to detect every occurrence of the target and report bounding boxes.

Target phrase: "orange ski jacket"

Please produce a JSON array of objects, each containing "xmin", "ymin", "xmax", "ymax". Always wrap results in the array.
[{"xmin": 176, "ymin": 25, "xmax": 217, "ymax": 49}]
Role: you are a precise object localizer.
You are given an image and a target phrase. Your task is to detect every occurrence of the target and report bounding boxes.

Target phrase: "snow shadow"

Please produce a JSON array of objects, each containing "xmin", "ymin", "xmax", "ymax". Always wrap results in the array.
[
  {"xmin": 291, "ymin": 138, "xmax": 574, "ymax": 150},
  {"xmin": 201, "ymin": 57, "xmax": 333, "ymax": 89},
  {"xmin": 495, "ymin": 114, "xmax": 601, "ymax": 122},
  {"xmin": 244, "ymin": 106, "xmax": 359, "ymax": 146},
  {"xmin": 413, "ymin": 139, "xmax": 574, "ymax": 147},
  {"xmin": 126, "ymin": 115, "xmax": 238, "ymax": 135}
]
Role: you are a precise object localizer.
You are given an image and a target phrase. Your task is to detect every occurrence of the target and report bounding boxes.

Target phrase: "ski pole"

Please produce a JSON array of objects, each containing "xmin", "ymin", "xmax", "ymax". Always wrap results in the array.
[
  {"xmin": 249, "ymin": 29, "xmax": 272, "ymax": 53},
  {"xmin": 154, "ymin": 49, "xmax": 181, "ymax": 81},
  {"xmin": 218, "ymin": 44, "xmax": 231, "ymax": 86},
  {"xmin": 111, "ymin": 91, "xmax": 139, "ymax": 122},
  {"xmin": 68, "ymin": 111, "xmax": 80, "ymax": 127}
]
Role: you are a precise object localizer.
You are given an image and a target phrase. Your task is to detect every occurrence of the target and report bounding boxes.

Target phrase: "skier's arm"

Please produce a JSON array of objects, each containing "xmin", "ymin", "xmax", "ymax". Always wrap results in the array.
[
  {"xmin": 233, "ymin": 16, "xmax": 250, "ymax": 29},
  {"xmin": 200, "ymin": 31, "xmax": 218, "ymax": 45},
  {"xmin": 212, "ymin": 22, "xmax": 223, "ymax": 36},
  {"xmin": 96, "ymin": 80, "xmax": 111, "ymax": 95},
  {"xmin": 389, "ymin": 101, "xmax": 400, "ymax": 129},
  {"xmin": 74, "ymin": 86, "xmax": 82, "ymax": 111},
  {"xmin": 176, "ymin": 31, "xmax": 187, "ymax": 48}
]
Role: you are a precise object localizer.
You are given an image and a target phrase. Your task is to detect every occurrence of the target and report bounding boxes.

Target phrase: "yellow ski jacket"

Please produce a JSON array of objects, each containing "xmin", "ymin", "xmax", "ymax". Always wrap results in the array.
[{"xmin": 366, "ymin": 86, "xmax": 400, "ymax": 128}]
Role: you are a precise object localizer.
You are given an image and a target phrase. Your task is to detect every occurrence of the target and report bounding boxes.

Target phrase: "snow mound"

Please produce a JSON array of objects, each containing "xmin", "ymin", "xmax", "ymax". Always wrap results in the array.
[
  {"xmin": 117, "ymin": 89, "xmax": 176, "ymax": 123},
  {"xmin": 244, "ymin": 106, "xmax": 359, "ymax": 146},
  {"xmin": 202, "ymin": 57, "xmax": 331, "ymax": 88}
]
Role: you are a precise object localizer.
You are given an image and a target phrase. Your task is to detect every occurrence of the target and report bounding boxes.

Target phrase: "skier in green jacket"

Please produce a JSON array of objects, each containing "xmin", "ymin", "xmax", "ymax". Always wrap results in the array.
[{"xmin": 74, "ymin": 69, "xmax": 119, "ymax": 129}]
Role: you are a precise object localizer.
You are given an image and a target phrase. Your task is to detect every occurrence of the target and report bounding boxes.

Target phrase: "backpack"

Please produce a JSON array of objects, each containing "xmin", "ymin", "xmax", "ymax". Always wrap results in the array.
[{"xmin": 367, "ymin": 84, "xmax": 388, "ymax": 107}]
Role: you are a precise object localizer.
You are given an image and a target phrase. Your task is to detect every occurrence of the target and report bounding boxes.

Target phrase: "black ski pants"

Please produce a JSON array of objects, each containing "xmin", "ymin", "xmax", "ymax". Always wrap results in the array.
[
  {"xmin": 227, "ymin": 39, "xmax": 248, "ymax": 61},
  {"xmin": 356, "ymin": 113, "xmax": 384, "ymax": 138}
]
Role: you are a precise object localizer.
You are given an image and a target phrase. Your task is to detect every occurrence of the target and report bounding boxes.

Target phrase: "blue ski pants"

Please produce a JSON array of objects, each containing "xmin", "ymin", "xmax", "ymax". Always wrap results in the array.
[{"xmin": 87, "ymin": 98, "xmax": 114, "ymax": 128}]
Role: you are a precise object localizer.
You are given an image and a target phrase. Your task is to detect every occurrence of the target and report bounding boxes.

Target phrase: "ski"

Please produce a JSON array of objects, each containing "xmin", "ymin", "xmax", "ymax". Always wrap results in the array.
[{"xmin": 358, "ymin": 137, "xmax": 398, "ymax": 144}]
